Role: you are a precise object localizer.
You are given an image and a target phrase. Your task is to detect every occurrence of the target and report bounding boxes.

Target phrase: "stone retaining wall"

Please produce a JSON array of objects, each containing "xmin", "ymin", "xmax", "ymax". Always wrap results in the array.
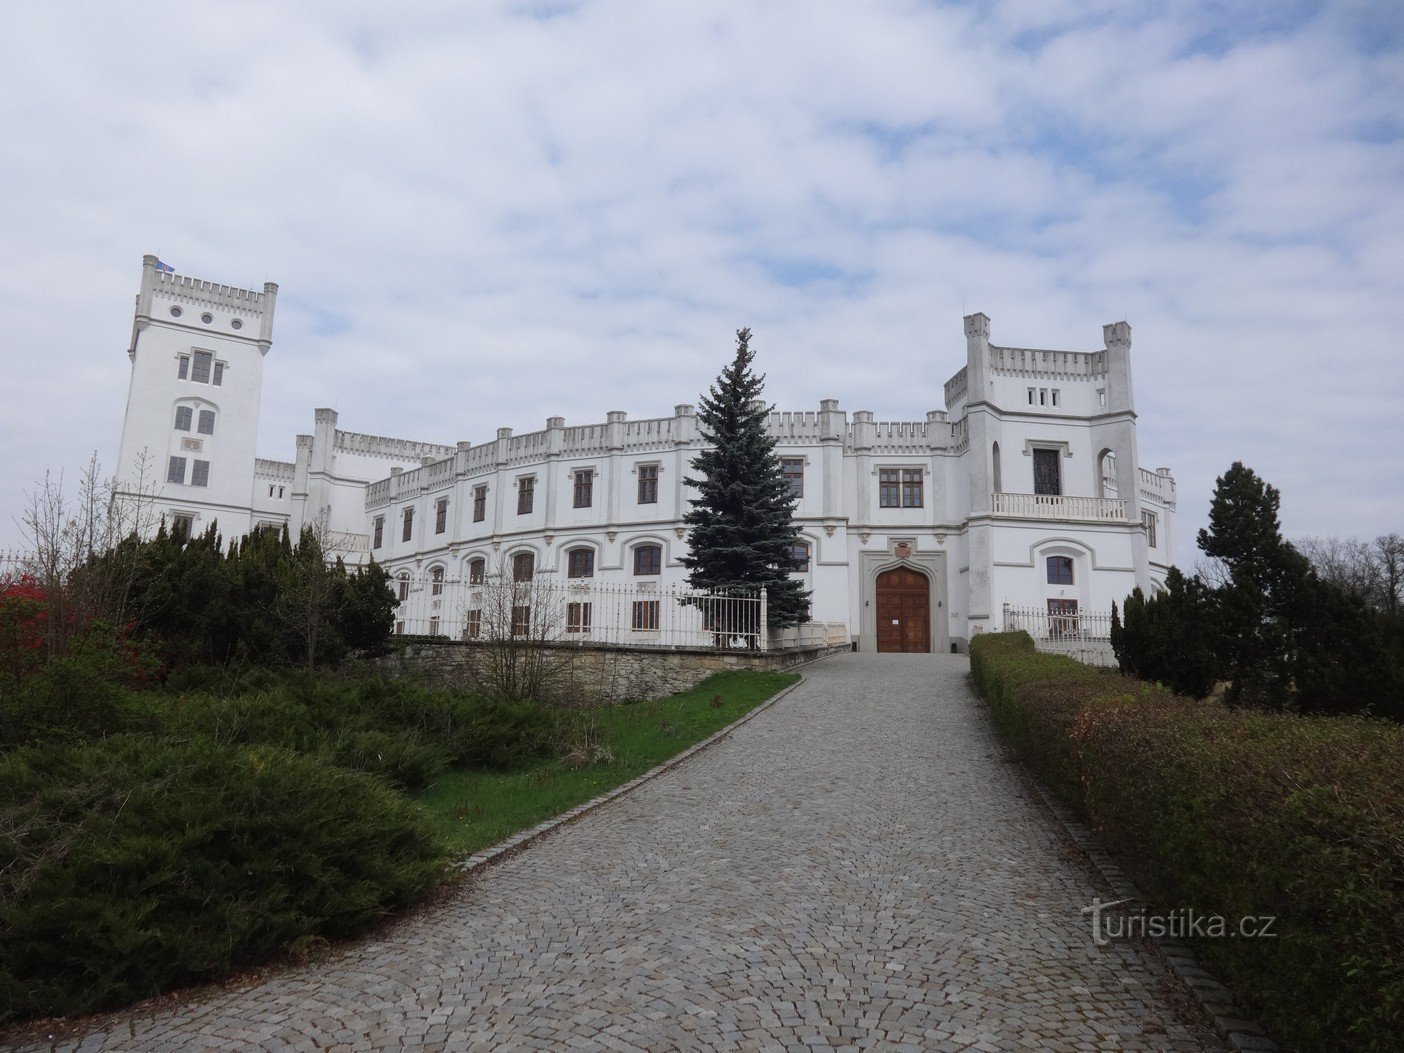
[{"xmin": 373, "ymin": 639, "xmax": 846, "ymax": 703}]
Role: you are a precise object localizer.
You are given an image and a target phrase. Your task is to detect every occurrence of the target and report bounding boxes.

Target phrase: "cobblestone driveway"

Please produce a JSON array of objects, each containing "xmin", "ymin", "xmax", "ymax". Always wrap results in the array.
[{"xmin": 11, "ymin": 654, "xmax": 1220, "ymax": 1052}]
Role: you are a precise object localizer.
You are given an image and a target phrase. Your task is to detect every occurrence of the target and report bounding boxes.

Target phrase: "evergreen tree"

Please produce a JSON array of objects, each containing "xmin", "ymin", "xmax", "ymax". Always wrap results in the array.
[
  {"xmin": 680, "ymin": 328, "xmax": 810, "ymax": 629},
  {"xmin": 1111, "ymin": 569, "xmax": 1217, "ymax": 698},
  {"xmin": 1197, "ymin": 461, "xmax": 1304, "ymax": 709}
]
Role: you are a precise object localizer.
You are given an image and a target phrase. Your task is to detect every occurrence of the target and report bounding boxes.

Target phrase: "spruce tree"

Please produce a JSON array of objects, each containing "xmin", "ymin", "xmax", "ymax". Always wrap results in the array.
[{"xmin": 680, "ymin": 328, "xmax": 810, "ymax": 628}]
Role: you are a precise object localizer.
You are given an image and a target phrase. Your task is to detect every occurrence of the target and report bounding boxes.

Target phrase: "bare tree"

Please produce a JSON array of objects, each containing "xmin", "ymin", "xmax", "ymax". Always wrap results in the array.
[
  {"xmin": 17, "ymin": 452, "xmax": 161, "ymax": 655},
  {"xmin": 1298, "ymin": 533, "xmax": 1404, "ymax": 617},
  {"xmin": 461, "ymin": 559, "xmax": 576, "ymax": 702}
]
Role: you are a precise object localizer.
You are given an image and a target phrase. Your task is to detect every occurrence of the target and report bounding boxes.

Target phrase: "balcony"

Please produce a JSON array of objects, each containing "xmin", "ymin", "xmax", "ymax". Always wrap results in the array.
[{"xmin": 991, "ymin": 492, "xmax": 1126, "ymax": 522}]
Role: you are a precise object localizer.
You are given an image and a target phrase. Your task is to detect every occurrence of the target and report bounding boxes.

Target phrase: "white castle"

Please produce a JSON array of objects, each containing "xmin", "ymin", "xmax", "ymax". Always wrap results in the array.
[{"xmin": 115, "ymin": 255, "xmax": 1175, "ymax": 653}]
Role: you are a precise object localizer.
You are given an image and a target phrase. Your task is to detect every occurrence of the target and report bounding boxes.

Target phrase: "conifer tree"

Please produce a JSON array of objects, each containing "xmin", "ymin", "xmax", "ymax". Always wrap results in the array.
[{"xmin": 680, "ymin": 328, "xmax": 810, "ymax": 628}]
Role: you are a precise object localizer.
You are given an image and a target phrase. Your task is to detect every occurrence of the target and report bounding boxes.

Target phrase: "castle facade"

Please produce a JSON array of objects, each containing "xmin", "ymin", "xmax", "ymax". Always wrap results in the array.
[{"xmin": 115, "ymin": 255, "xmax": 1176, "ymax": 652}]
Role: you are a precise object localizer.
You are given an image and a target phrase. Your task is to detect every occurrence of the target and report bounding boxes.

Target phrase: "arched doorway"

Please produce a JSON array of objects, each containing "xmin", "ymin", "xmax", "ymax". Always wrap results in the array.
[{"xmin": 876, "ymin": 567, "xmax": 931, "ymax": 652}]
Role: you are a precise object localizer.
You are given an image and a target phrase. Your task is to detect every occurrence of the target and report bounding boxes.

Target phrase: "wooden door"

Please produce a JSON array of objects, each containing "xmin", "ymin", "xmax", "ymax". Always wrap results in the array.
[{"xmin": 876, "ymin": 567, "xmax": 931, "ymax": 653}]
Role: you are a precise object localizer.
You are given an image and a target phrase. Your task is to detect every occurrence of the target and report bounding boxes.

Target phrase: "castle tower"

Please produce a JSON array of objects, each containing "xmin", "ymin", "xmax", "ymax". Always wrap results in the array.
[{"xmin": 114, "ymin": 254, "xmax": 277, "ymax": 539}]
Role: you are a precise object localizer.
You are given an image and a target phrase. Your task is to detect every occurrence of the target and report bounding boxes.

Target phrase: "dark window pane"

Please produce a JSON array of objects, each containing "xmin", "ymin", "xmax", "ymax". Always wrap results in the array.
[{"xmin": 1034, "ymin": 448, "xmax": 1062, "ymax": 496}]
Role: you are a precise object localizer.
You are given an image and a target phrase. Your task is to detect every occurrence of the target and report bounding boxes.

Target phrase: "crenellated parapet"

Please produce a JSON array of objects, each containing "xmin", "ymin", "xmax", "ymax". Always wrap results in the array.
[
  {"xmin": 133, "ymin": 254, "xmax": 278, "ymax": 351},
  {"xmin": 986, "ymin": 346, "xmax": 1109, "ymax": 381},
  {"xmin": 254, "ymin": 458, "xmax": 295, "ymax": 481},
  {"xmin": 333, "ymin": 429, "xmax": 456, "ymax": 462}
]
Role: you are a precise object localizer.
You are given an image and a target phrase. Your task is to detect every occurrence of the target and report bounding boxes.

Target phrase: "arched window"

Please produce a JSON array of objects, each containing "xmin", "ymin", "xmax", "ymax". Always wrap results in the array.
[
  {"xmin": 567, "ymin": 547, "xmax": 594, "ymax": 578},
  {"xmin": 397, "ymin": 571, "xmax": 410, "ymax": 601},
  {"xmin": 1047, "ymin": 556, "xmax": 1074, "ymax": 585},
  {"xmin": 992, "ymin": 441, "xmax": 1002, "ymax": 493},
  {"xmin": 512, "ymin": 551, "xmax": 535, "ymax": 582},
  {"xmin": 789, "ymin": 541, "xmax": 811, "ymax": 572},
  {"xmin": 468, "ymin": 557, "xmax": 485, "ymax": 585},
  {"xmin": 1099, "ymin": 449, "xmax": 1118, "ymax": 499},
  {"xmin": 633, "ymin": 544, "xmax": 662, "ymax": 576},
  {"xmin": 430, "ymin": 566, "xmax": 444, "ymax": 596}
]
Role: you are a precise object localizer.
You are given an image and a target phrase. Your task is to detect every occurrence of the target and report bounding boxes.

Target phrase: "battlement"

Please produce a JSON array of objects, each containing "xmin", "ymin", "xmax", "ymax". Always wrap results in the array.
[
  {"xmin": 987, "ymin": 345, "xmax": 1109, "ymax": 381},
  {"xmin": 255, "ymin": 458, "xmax": 295, "ymax": 481},
  {"xmin": 142, "ymin": 255, "xmax": 275, "ymax": 313},
  {"xmin": 334, "ymin": 429, "xmax": 456, "ymax": 462}
]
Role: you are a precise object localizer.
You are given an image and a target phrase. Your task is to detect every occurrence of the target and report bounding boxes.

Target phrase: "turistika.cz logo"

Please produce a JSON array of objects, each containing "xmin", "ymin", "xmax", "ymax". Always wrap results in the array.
[{"xmin": 1081, "ymin": 897, "xmax": 1278, "ymax": 946}]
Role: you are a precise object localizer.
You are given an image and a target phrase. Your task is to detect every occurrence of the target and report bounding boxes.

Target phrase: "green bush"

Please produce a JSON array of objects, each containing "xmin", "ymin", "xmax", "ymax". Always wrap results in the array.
[
  {"xmin": 164, "ymin": 673, "xmax": 557, "ymax": 787},
  {"xmin": 0, "ymin": 736, "xmax": 446, "ymax": 1024},
  {"xmin": 0, "ymin": 655, "xmax": 161, "ymax": 750},
  {"xmin": 970, "ymin": 633, "xmax": 1404, "ymax": 1053}
]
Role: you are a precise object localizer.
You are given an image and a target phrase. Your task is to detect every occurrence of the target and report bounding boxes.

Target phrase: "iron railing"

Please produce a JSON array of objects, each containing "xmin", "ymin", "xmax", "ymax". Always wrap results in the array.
[
  {"xmin": 392, "ymin": 574, "xmax": 777, "ymax": 651},
  {"xmin": 1000, "ymin": 602, "xmax": 1116, "ymax": 667}
]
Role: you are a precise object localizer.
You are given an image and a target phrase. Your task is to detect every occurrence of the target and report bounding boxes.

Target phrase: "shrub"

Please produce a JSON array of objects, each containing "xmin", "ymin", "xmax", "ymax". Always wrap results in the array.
[
  {"xmin": 0, "ymin": 654, "xmax": 161, "ymax": 751},
  {"xmin": 970, "ymin": 633, "xmax": 1404, "ymax": 1053},
  {"xmin": 0, "ymin": 736, "xmax": 446, "ymax": 1024},
  {"xmin": 165, "ymin": 673, "xmax": 557, "ymax": 784}
]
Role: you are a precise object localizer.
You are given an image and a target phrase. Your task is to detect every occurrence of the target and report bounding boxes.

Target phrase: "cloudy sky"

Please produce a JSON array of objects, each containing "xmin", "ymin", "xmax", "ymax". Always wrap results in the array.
[{"xmin": 1, "ymin": 1, "xmax": 1401, "ymax": 561}]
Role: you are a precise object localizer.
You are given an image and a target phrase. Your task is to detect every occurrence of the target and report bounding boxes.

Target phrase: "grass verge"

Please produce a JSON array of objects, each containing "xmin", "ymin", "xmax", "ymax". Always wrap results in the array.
[{"xmin": 420, "ymin": 670, "xmax": 798, "ymax": 856}]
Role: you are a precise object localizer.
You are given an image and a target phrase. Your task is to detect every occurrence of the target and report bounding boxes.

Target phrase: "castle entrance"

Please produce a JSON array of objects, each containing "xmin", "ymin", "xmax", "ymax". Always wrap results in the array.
[{"xmin": 875, "ymin": 567, "xmax": 931, "ymax": 652}]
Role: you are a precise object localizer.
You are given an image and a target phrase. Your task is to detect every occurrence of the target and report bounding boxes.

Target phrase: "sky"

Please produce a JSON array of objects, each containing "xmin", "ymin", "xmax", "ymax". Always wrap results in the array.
[{"xmin": 1, "ymin": 0, "xmax": 1401, "ymax": 563}]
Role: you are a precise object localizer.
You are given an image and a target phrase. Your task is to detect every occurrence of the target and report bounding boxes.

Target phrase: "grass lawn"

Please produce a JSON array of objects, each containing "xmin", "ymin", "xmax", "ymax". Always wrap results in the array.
[{"xmin": 420, "ymin": 669, "xmax": 798, "ymax": 856}]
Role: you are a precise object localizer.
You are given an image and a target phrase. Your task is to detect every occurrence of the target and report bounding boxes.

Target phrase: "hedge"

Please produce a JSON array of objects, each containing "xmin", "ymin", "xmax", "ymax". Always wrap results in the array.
[
  {"xmin": 0, "ymin": 736, "xmax": 447, "ymax": 1024},
  {"xmin": 970, "ymin": 632, "xmax": 1404, "ymax": 1053}
]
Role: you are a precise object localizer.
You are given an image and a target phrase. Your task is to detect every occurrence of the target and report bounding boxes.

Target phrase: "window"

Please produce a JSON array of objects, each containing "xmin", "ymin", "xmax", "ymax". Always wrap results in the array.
[
  {"xmin": 1033, "ymin": 448, "xmax": 1062, "ymax": 496},
  {"xmin": 468, "ymin": 557, "xmax": 486, "ymax": 584},
  {"xmin": 567, "ymin": 547, "xmax": 595, "ymax": 578},
  {"xmin": 396, "ymin": 620, "xmax": 405, "ymax": 636},
  {"xmin": 373, "ymin": 517, "xmax": 384, "ymax": 549},
  {"xmin": 1051, "ymin": 389, "xmax": 1060, "ymax": 408},
  {"xmin": 167, "ymin": 456, "xmax": 186, "ymax": 484},
  {"xmin": 397, "ymin": 573, "xmax": 410, "ymax": 601},
  {"xmin": 178, "ymin": 355, "xmax": 189, "ymax": 380},
  {"xmin": 428, "ymin": 616, "xmax": 440, "ymax": 636},
  {"xmin": 567, "ymin": 602, "xmax": 592, "ymax": 634},
  {"xmin": 789, "ymin": 541, "xmax": 811, "ymax": 572},
  {"xmin": 170, "ymin": 513, "xmax": 193, "ymax": 540},
  {"xmin": 431, "ymin": 566, "xmax": 444, "ymax": 596},
  {"xmin": 190, "ymin": 350, "xmax": 213, "ymax": 384},
  {"xmin": 213, "ymin": 362, "xmax": 224, "ymax": 386},
  {"xmin": 632, "ymin": 600, "xmax": 660, "ymax": 631},
  {"xmin": 402, "ymin": 506, "xmax": 414, "ymax": 542},
  {"xmin": 782, "ymin": 458, "xmax": 804, "ymax": 498},
  {"xmin": 1047, "ymin": 556, "xmax": 1074, "ymax": 585},
  {"xmin": 473, "ymin": 485, "xmax": 487, "ymax": 522},
  {"xmin": 174, "ymin": 406, "xmax": 193, "ymax": 431},
  {"xmin": 512, "ymin": 551, "xmax": 534, "ymax": 582},
  {"xmin": 637, "ymin": 464, "xmax": 658, "ymax": 504},
  {"xmin": 1027, "ymin": 387, "xmax": 1035, "ymax": 405},
  {"xmin": 191, "ymin": 460, "xmax": 209, "ymax": 487},
  {"xmin": 879, "ymin": 468, "xmax": 923, "ymax": 508},
  {"xmin": 1048, "ymin": 598, "xmax": 1079, "ymax": 639},
  {"xmin": 435, "ymin": 498, "xmax": 448, "ymax": 534},
  {"xmin": 197, "ymin": 409, "xmax": 215, "ymax": 435},
  {"xmin": 465, "ymin": 610, "xmax": 481, "ymax": 639},
  {"xmin": 512, "ymin": 605, "xmax": 531, "ymax": 637},
  {"xmin": 517, "ymin": 476, "xmax": 535, "ymax": 515},
  {"xmin": 1143, "ymin": 510, "xmax": 1158, "ymax": 548},
  {"xmin": 633, "ymin": 544, "xmax": 662, "ymax": 576},
  {"xmin": 573, "ymin": 470, "xmax": 594, "ymax": 508}
]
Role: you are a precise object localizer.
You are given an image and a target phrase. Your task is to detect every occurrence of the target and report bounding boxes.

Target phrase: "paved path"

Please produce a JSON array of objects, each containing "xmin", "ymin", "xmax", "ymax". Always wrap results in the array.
[{"xmin": 12, "ymin": 654, "xmax": 1219, "ymax": 1052}]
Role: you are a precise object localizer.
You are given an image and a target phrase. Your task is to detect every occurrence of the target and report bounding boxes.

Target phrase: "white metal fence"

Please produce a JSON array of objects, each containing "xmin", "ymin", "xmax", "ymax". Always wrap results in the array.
[
  {"xmin": 1000, "ymin": 602, "xmax": 1117, "ymax": 667},
  {"xmin": 391, "ymin": 573, "xmax": 838, "ymax": 652}
]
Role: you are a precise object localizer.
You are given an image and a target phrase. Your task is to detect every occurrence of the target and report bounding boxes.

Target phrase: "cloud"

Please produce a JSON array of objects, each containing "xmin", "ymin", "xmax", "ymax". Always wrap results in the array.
[{"xmin": 0, "ymin": 0, "xmax": 1400, "ymax": 560}]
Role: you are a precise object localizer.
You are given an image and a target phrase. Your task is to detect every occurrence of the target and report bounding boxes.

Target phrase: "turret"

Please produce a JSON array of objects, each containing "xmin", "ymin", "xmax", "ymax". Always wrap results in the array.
[{"xmin": 115, "ymin": 255, "xmax": 276, "ymax": 540}]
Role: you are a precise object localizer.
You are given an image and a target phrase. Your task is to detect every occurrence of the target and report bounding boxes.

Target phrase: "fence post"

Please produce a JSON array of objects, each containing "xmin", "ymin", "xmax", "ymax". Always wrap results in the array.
[
  {"xmin": 1002, "ymin": 601, "xmax": 1011, "ymax": 633},
  {"xmin": 759, "ymin": 587, "xmax": 768, "ymax": 651}
]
